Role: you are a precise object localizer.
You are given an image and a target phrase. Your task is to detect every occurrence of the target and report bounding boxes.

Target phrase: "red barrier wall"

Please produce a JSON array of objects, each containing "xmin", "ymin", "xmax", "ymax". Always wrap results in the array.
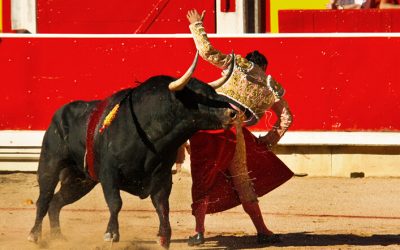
[
  {"xmin": 37, "ymin": 0, "xmax": 216, "ymax": 34},
  {"xmin": 1, "ymin": 35, "xmax": 400, "ymax": 132},
  {"xmin": 279, "ymin": 9, "xmax": 400, "ymax": 33}
]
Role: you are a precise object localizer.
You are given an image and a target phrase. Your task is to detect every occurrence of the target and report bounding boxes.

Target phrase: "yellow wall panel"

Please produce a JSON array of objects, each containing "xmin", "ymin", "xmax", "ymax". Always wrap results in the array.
[{"xmin": 270, "ymin": 0, "xmax": 328, "ymax": 33}]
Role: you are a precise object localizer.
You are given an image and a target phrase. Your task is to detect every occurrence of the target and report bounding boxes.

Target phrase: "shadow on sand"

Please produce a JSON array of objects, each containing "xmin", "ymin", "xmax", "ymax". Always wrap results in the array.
[{"xmin": 172, "ymin": 232, "xmax": 400, "ymax": 249}]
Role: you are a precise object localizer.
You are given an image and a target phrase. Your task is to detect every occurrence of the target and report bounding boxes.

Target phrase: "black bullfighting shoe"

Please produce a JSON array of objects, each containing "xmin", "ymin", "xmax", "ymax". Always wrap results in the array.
[
  {"xmin": 257, "ymin": 233, "xmax": 282, "ymax": 244},
  {"xmin": 188, "ymin": 232, "xmax": 205, "ymax": 246}
]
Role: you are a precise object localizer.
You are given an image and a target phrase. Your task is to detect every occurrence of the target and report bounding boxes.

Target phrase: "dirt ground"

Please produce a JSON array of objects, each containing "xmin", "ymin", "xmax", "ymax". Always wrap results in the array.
[{"xmin": 1, "ymin": 172, "xmax": 400, "ymax": 250}]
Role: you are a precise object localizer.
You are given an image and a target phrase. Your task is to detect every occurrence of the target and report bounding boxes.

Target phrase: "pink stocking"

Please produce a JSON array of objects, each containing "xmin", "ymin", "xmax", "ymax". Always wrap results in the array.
[
  {"xmin": 194, "ymin": 198, "xmax": 209, "ymax": 233},
  {"xmin": 242, "ymin": 201, "xmax": 272, "ymax": 235}
]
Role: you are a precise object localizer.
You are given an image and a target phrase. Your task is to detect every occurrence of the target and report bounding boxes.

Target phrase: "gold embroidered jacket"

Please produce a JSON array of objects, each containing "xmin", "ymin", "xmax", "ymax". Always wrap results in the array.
[{"xmin": 189, "ymin": 21, "xmax": 292, "ymax": 145}]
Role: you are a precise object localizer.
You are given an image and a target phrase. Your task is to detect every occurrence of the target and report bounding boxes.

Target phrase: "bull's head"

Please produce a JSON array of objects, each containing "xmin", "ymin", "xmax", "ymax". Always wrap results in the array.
[{"xmin": 168, "ymin": 51, "xmax": 235, "ymax": 91}]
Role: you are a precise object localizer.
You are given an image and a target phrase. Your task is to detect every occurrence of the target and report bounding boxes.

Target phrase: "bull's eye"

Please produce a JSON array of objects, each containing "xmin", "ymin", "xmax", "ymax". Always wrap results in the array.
[{"xmin": 230, "ymin": 110, "xmax": 237, "ymax": 119}]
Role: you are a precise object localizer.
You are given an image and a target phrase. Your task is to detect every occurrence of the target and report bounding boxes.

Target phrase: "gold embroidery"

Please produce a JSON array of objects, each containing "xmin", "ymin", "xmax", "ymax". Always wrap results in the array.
[
  {"xmin": 99, "ymin": 104, "xmax": 120, "ymax": 133},
  {"xmin": 189, "ymin": 21, "xmax": 284, "ymax": 123}
]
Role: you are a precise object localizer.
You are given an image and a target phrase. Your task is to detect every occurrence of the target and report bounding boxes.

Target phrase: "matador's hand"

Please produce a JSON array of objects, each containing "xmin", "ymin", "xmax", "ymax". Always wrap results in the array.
[{"xmin": 187, "ymin": 9, "xmax": 205, "ymax": 24}]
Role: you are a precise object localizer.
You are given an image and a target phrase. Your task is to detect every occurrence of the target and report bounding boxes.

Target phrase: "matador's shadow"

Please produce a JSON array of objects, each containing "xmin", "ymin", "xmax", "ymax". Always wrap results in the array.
[{"xmin": 172, "ymin": 232, "xmax": 400, "ymax": 249}]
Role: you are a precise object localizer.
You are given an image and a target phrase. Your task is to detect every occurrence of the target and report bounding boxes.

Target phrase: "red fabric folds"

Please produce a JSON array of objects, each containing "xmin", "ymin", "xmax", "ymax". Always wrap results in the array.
[
  {"xmin": 86, "ymin": 99, "xmax": 108, "ymax": 181},
  {"xmin": 190, "ymin": 127, "xmax": 294, "ymax": 214}
]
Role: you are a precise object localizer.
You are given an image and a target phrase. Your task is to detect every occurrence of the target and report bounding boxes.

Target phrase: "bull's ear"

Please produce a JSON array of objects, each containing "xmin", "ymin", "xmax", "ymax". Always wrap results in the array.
[
  {"xmin": 168, "ymin": 51, "xmax": 199, "ymax": 91},
  {"xmin": 208, "ymin": 51, "xmax": 235, "ymax": 89}
]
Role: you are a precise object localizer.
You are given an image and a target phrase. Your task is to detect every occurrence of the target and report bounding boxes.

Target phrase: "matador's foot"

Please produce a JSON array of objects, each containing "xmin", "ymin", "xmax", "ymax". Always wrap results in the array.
[{"xmin": 188, "ymin": 232, "xmax": 205, "ymax": 246}]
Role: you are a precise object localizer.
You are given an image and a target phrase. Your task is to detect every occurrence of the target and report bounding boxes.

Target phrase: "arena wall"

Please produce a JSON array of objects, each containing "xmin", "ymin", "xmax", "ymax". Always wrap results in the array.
[
  {"xmin": 279, "ymin": 9, "xmax": 400, "ymax": 33},
  {"xmin": 36, "ymin": 0, "xmax": 216, "ymax": 34},
  {"xmin": 1, "ymin": 33, "xmax": 400, "ymax": 176},
  {"xmin": 1, "ymin": 0, "xmax": 11, "ymax": 33},
  {"xmin": 269, "ymin": 0, "xmax": 327, "ymax": 33},
  {"xmin": 0, "ymin": 0, "xmax": 2, "ymax": 32}
]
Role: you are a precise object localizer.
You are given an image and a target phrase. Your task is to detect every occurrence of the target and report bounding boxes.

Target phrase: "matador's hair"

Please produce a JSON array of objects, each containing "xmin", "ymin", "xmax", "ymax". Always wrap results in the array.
[{"xmin": 245, "ymin": 50, "xmax": 268, "ymax": 68}]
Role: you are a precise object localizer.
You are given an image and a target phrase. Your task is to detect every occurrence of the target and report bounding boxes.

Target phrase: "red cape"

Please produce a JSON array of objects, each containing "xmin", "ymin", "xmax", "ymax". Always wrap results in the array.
[{"xmin": 190, "ymin": 128, "xmax": 293, "ymax": 214}]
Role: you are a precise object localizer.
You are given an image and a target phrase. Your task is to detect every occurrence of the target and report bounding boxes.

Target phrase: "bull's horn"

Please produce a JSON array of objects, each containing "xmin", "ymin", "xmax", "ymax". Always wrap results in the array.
[
  {"xmin": 208, "ymin": 52, "xmax": 235, "ymax": 89},
  {"xmin": 168, "ymin": 51, "xmax": 199, "ymax": 91}
]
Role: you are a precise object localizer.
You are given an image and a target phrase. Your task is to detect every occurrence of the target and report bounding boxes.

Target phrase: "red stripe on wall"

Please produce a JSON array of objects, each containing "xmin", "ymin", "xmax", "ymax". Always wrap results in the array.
[
  {"xmin": 1, "ymin": 36, "xmax": 400, "ymax": 131},
  {"xmin": 265, "ymin": 0, "xmax": 271, "ymax": 33},
  {"xmin": 2, "ymin": 0, "xmax": 11, "ymax": 32}
]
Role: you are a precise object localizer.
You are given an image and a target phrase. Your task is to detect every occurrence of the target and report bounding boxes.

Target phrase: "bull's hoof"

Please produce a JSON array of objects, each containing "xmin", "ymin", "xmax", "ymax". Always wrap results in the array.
[
  {"xmin": 159, "ymin": 236, "xmax": 170, "ymax": 249},
  {"xmin": 104, "ymin": 232, "xmax": 119, "ymax": 242},
  {"xmin": 27, "ymin": 233, "xmax": 39, "ymax": 243},
  {"xmin": 50, "ymin": 231, "xmax": 67, "ymax": 241}
]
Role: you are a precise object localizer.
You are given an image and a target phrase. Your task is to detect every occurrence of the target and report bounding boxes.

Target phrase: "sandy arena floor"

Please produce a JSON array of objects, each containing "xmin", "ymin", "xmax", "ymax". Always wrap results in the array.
[{"xmin": 0, "ymin": 172, "xmax": 400, "ymax": 250}]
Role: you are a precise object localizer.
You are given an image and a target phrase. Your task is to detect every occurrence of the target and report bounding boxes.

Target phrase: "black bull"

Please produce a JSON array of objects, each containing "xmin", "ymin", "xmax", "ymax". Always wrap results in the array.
[{"xmin": 27, "ymin": 55, "xmax": 237, "ymax": 248}]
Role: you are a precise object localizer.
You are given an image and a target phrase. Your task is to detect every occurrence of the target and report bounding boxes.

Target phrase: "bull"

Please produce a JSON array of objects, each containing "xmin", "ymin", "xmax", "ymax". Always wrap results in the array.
[{"xmin": 27, "ymin": 52, "xmax": 237, "ymax": 248}]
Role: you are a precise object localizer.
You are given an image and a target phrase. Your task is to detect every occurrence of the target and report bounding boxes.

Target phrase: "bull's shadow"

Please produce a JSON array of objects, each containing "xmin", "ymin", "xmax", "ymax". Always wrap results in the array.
[{"xmin": 172, "ymin": 233, "xmax": 400, "ymax": 249}]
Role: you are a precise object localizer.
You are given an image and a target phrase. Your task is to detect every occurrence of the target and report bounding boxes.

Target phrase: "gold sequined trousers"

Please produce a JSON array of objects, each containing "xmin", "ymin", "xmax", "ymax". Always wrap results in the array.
[{"xmin": 228, "ymin": 120, "xmax": 258, "ymax": 203}]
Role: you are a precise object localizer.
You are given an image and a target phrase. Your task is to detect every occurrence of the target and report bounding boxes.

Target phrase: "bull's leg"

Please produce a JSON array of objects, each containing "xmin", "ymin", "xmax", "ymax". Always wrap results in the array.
[
  {"xmin": 151, "ymin": 183, "xmax": 172, "ymax": 249},
  {"xmin": 48, "ymin": 168, "xmax": 97, "ymax": 239},
  {"xmin": 101, "ymin": 172, "xmax": 122, "ymax": 242},
  {"xmin": 28, "ymin": 160, "xmax": 60, "ymax": 243}
]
